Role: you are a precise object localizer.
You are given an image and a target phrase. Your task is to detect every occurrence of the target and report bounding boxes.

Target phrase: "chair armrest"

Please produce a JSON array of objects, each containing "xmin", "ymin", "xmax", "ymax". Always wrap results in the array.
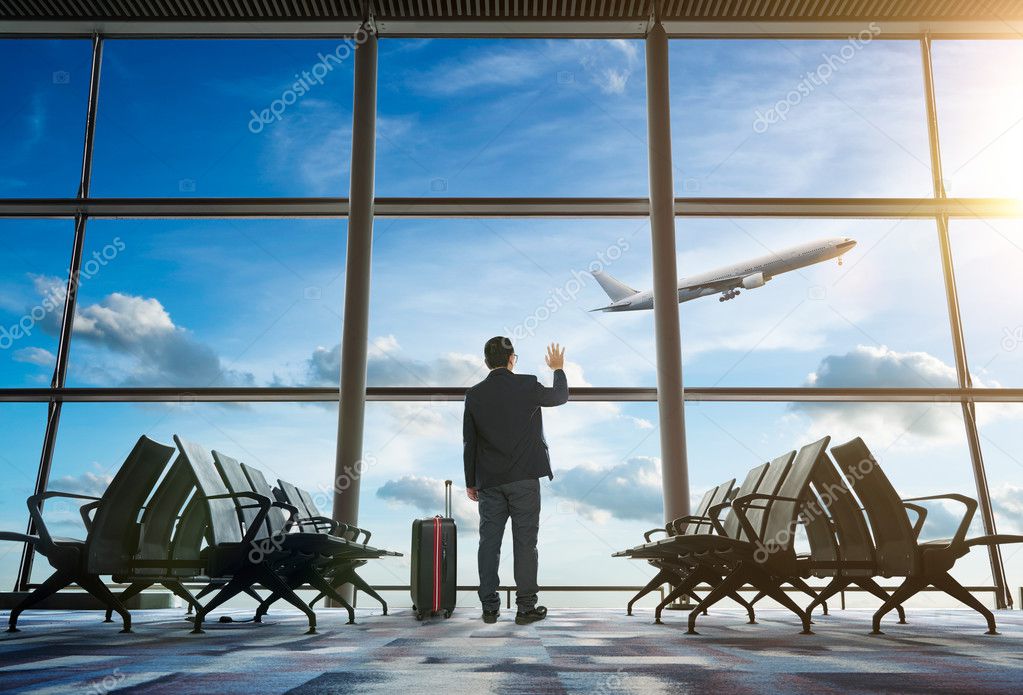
[
  {"xmin": 206, "ymin": 491, "xmax": 273, "ymax": 548},
  {"xmin": 902, "ymin": 502, "xmax": 928, "ymax": 540},
  {"xmin": 902, "ymin": 493, "xmax": 977, "ymax": 548},
  {"xmin": 79, "ymin": 499, "xmax": 103, "ymax": 532},
  {"xmin": 643, "ymin": 527, "xmax": 669, "ymax": 543},
  {"xmin": 27, "ymin": 491, "xmax": 103, "ymax": 548}
]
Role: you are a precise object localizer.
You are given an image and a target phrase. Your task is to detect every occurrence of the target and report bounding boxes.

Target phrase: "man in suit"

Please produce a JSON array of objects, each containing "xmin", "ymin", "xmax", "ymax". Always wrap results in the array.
[{"xmin": 463, "ymin": 337, "xmax": 569, "ymax": 624}]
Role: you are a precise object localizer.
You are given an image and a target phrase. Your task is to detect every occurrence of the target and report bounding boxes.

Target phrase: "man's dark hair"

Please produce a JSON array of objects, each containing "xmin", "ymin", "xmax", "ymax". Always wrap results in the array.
[{"xmin": 484, "ymin": 336, "xmax": 514, "ymax": 369}]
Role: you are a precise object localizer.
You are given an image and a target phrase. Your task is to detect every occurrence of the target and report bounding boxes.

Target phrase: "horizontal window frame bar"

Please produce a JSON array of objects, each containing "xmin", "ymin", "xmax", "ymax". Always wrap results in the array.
[
  {"xmin": 1, "ymin": 387, "xmax": 1022, "ymax": 403},
  {"xmin": 1, "ymin": 197, "xmax": 1020, "ymax": 219},
  {"xmin": 2, "ymin": 19, "xmax": 1023, "ymax": 39}
]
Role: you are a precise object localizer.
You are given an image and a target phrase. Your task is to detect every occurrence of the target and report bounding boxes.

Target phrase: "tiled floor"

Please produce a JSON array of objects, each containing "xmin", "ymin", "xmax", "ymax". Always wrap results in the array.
[{"xmin": 2, "ymin": 607, "xmax": 1022, "ymax": 693}]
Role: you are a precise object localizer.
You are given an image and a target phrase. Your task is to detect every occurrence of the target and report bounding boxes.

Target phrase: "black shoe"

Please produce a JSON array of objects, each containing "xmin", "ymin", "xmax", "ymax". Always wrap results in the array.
[
  {"xmin": 515, "ymin": 606, "xmax": 547, "ymax": 625},
  {"xmin": 482, "ymin": 610, "xmax": 499, "ymax": 624}
]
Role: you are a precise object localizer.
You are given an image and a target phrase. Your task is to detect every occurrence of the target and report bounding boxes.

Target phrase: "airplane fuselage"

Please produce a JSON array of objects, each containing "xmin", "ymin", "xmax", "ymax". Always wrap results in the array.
[{"xmin": 598, "ymin": 237, "xmax": 856, "ymax": 311}]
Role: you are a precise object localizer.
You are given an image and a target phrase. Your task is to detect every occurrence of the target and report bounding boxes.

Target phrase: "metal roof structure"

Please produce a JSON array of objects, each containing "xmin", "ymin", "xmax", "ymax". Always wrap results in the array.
[{"xmin": 2, "ymin": 0, "xmax": 1022, "ymax": 36}]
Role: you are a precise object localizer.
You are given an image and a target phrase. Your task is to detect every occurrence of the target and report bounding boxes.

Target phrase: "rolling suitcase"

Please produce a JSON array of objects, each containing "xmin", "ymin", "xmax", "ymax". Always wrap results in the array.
[{"xmin": 411, "ymin": 479, "xmax": 457, "ymax": 620}]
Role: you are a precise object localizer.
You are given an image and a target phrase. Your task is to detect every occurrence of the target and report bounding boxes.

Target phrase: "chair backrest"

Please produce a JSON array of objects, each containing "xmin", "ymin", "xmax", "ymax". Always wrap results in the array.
[
  {"xmin": 169, "ymin": 493, "xmax": 209, "ymax": 574},
  {"xmin": 212, "ymin": 450, "xmax": 270, "ymax": 542},
  {"xmin": 173, "ymin": 435, "xmax": 243, "ymax": 545},
  {"xmin": 677, "ymin": 478, "xmax": 735, "ymax": 536},
  {"xmin": 132, "ymin": 455, "xmax": 196, "ymax": 577},
  {"xmin": 759, "ymin": 437, "xmax": 831, "ymax": 559},
  {"xmin": 85, "ymin": 435, "xmax": 177, "ymax": 575},
  {"xmin": 830, "ymin": 437, "xmax": 917, "ymax": 576},
  {"xmin": 808, "ymin": 450, "xmax": 876, "ymax": 575},
  {"xmin": 240, "ymin": 463, "xmax": 289, "ymax": 537},
  {"xmin": 722, "ymin": 456, "xmax": 789, "ymax": 541},
  {"xmin": 277, "ymin": 479, "xmax": 318, "ymax": 532}
]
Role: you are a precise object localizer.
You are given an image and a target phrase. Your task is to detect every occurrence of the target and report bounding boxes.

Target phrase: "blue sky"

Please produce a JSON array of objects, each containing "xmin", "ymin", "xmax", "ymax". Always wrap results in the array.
[{"xmin": 1, "ymin": 37, "xmax": 1022, "ymax": 605}]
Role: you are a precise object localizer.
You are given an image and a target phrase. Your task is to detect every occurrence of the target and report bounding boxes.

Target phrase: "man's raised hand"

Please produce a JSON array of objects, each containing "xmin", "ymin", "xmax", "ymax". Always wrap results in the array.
[{"xmin": 545, "ymin": 343, "xmax": 566, "ymax": 371}]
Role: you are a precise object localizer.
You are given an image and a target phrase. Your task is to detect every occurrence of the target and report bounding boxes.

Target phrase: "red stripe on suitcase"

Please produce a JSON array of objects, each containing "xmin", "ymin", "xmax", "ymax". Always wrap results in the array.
[{"xmin": 432, "ymin": 517, "xmax": 441, "ymax": 612}]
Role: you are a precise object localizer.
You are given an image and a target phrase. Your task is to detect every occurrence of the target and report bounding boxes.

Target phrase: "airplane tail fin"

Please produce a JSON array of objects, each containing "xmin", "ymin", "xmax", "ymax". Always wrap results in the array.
[{"xmin": 591, "ymin": 270, "xmax": 637, "ymax": 303}]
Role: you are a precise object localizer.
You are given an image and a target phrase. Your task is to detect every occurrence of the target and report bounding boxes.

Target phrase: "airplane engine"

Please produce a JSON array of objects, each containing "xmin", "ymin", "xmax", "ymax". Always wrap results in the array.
[{"xmin": 741, "ymin": 272, "xmax": 766, "ymax": 290}]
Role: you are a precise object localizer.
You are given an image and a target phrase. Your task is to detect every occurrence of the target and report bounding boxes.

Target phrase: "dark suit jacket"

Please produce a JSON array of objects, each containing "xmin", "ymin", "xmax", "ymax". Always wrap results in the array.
[{"xmin": 463, "ymin": 367, "xmax": 569, "ymax": 490}]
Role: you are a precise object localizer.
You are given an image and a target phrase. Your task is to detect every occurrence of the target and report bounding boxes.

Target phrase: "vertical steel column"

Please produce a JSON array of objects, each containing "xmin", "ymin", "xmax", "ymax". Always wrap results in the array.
[
  {"xmin": 920, "ymin": 36, "xmax": 1009, "ymax": 608},
  {"xmin": 16, "ymin": 35, "xmax": 103, "ymax": 591},
  {"xmin": 332, "ymin": 23, "xmax": 378, "ymax": 557},
  {"xmin": 646, "ymin": 14, "xmax": 690, "ymax": 523}
]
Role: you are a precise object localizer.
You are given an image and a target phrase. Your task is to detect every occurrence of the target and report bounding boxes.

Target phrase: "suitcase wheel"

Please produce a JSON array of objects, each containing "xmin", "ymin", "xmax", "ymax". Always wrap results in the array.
[
  {"xmin": 443, "ymin": 610, "xmax": 452, "ymax": 619},
  {"xmin": 415, "ymin": 611, "xmax": 424, "ymax": 621}
]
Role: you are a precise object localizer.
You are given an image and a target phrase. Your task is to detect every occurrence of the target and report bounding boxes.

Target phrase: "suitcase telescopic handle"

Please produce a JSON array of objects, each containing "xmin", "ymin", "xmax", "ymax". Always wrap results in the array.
[{"xmin": 444, "ymin": 479, "xmax": 452, "ymax": 518}]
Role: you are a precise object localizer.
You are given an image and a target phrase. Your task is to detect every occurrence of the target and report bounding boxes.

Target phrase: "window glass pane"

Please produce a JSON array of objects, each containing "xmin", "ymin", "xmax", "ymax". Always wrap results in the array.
[
  {"xmin": 0, "ymin": 219, "xmax": 74, "ymax": 386},
  {"xmin": 669, "ymin": 39, "xmax": 932, "ymax": 197},
  {"xmin": 975, "ymin": 405, "xmax": 1023, "ymax": 596},
  {"xmin": 932, "ymin": 40, "xmax": 1023, "ymax": 199},
  {"xmin": 36, "ymin": 401, "xmax": 340, "ymax": 586},
  {"xmin": 951, "ymin": 218, "xmax": 1023, "ymax": 386},
  {"xmin": 676, "ymin": 218, "xmax": 953, "ymax": 386},
  {"xmin": 360, "ymin": 401, "xmax": 661, "ymax": 607},
  {"xmin": 65, "ymin": 219, "xmax": 346, "ymax": 387},
  {"xmin": 377, "ymin": 39, "xmax": 647, "ymax": 196},
  {"xmin": 91, "ymin": 40, "xmax": 355, "ymax": 196},
  {"xmin": 0, "ymin": 405, "xmax": 45, "ymax": 590},
  {"xmin": 0, "ymin": 39, "xmax": 91, "ymax": 198},
  {"xmin": 368, "ymin": 218, "xmax": 655, "ymax": 387}
]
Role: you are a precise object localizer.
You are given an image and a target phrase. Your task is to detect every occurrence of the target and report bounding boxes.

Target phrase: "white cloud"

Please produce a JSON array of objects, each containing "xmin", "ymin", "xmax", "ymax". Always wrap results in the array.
[
  {"xmin": 307, "ymin": 335, "xmax": 487, "ymax": 387},
  {"xmin": 49, "ymin": 469, "xmax": 113, "ymax": 498},
  {"xmin": 375, "ymin": 475, "xmax": 479, "ymax": 529},
  {"xmin": 549, "ymin": 456, "xmax": 664, "ymax": 524},
  {"xmin": 13, "ymin": 346, "xmax": 55, "ymax": 367},
  {"xmin": 790, "ymin": 345, "xmax": 1007, "ymax": 446},
  {"xmin": 31, "ymin": 276, "xmax": 253, "ymax": 387}
]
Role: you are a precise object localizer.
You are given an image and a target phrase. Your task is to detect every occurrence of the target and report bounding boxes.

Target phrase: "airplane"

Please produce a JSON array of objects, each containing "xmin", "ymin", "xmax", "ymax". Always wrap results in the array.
[{"xmin": 590, "ymin": 236, "xmax": 857, "ymax": 312}]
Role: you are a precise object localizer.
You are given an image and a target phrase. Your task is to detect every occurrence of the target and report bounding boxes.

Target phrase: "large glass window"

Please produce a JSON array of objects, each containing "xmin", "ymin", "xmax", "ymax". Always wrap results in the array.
[
  {"xmin": 932, "ymin": 41, "xmax": 1023, "ymax": 199},
  {"xmin": 951, "ymin": 218, "xmax": 1023, "ymax": 386},
  {"xmin": 64, "ymin": 219, "xmax": 346, "ymax": 387},
  {"xmin": 0, "ymin": 220, "xmax": 74, "ymax": 387},
  {"xmin": 91, "ymin": 40, "xmax": 356, "ymax": 197},
  {"xmin": 669, "ymin": 39, "xmax": 932, "ymax": 197},
  {"xmin": 0, "ymin": 405, "xmax": 47, "ymax": 590},
  {"xmin": 678, "ymin": 218, "xmax": 954, "ymax": 386},
  {"xmin": 0, "ymin": 39, "xmax": 92, "ymax": 198},
  {"xmin": 377, "ymin": 39, "xmax": 648, "ymax": 197},
  {"xmin": 368, "ymin": 218, "xmax": 654, "ymax": 387}
]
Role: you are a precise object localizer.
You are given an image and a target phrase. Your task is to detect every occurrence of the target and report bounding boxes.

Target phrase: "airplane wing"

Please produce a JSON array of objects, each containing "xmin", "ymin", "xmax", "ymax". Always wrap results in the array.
[
  {"xmin": 679, "ymin": 271, "xmax": 771, "ymax": 295},
  {"xmin": 677, "ymin": 276, "xmax": 745, "ymax": 294}
]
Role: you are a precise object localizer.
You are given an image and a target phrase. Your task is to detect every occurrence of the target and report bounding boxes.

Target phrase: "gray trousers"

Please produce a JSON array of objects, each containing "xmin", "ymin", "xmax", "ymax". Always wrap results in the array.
[{"xmin": 477, "ymin": 478, "xmax": 540, "ymax": 612}]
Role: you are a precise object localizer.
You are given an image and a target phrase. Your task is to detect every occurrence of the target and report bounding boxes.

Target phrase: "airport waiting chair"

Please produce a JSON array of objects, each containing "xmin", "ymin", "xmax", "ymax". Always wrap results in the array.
[
  {"xmin": 663, "ymin": 438, "xmax": 833, "ymax": 634},
  {"xmin": 615, "ymin": 453, "xmax": 794, "ymax": 625},
  {"xmin": 831, "ymin": 437, "xmax": 1023, "ymax": 635},
  {"xmin": 623, "ymin": 478, "xmax": 735, "ymax": 615},
  {"xmin": 250, "ymin": 473, "xmax": 397, "ymax": 620},
  {"xmin": 0, "ymin": 436, "xmax": 177, "ymax": 633},
  {"xmin": 743, "ymin": 449, "xmax": 907, "ymax": 623},
  {"xmin": 173, "ymin": 436, "xmax": 323, "ymax": 634}
]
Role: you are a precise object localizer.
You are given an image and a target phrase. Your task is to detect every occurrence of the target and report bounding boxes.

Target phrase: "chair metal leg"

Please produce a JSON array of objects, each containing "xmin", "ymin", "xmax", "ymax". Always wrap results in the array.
[
  {"xmin": 627, "ymin": 568, "xmax": 674, "ymax": 616},
  {"xmin": 257, "ymin": 565, "xmax": 317, "ymax": 634},
  {"xmin": 105, "ymin": 581, "xmax": 151, "ymax": 623},
  {"xmin": 77, "ymin": 575, "xmax": 133, "ymax": 633},
  {"xmin": 7, "ymin": 568, "xmax": 75, "ymax": 632},
  {"xmin": 726, "ymin": 590, "xmax": 758, "ymax": 624},
  {"xmin": 654, "ymin": 573, "xmax": 697, "ymax": 625},
  {"xmin": 856, "ymin": 577, "xmax": 906, "ymax": 624},
  {"xmin": 242, "ymin": 586, "xmax": 263, "ymax": 603},
  {"xmin": 805, "ymin": 576, "xmax": 847, "ymax": 619},
  {"xmin": 745, "ymin": 567, "xmax": 813, "ymax": 634},
  {"xmin": 686, "ymin": 567, "xmax": 747, "ymax": 635},
  {"xmin": 789, "ymin": 576, "xmax": 827, "ymax": 615},
  {"xmin": 307, "ymin": 571, "xmax": 356, "ymax": 624},
  {"xmin": 930, "ymin": 572, "xmax": 999, "ymax": 635},
  {"xmin": 871, "ymin": 577, "xmax": 925, "ymax": 635},
  {"xmin": 347, "ymin": 571, "xmax": 388, "ymax": 615},
  {"xmin": 161, "ymin": 580, "xmax": 204, "ymax": 616},
  {"xmin": 190, "ymin": 575, "xmax": 251, "ymax": 634}
]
